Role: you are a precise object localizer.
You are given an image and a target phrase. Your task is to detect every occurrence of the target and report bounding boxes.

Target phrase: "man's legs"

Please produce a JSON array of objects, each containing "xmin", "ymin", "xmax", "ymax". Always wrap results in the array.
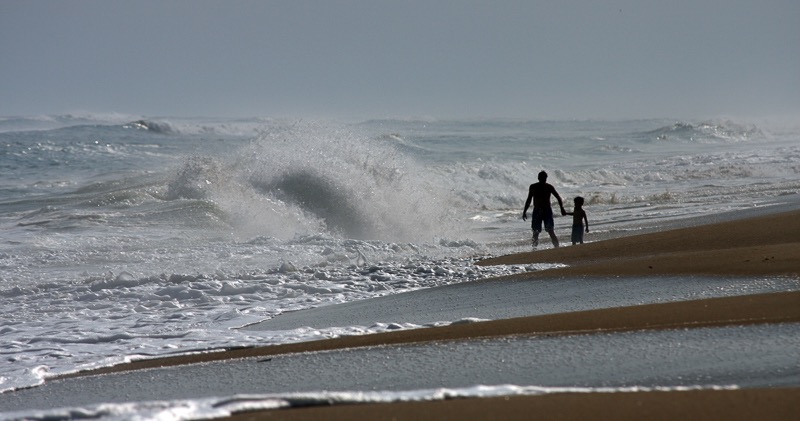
[
  {"xmin": 542, "ymin": 208, "xmax": 559, "ymax": 248},
  {"xmin": 546, "ymin": 228, "xmax": 560, "ymax": 248},
  {"xmin": 531, "ymin": 208, "xmax": 544, "ymax": 248}
]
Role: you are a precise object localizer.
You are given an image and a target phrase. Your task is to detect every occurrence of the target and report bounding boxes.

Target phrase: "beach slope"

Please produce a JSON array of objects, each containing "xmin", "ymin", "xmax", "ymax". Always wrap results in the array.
[
  {"xmin": 4, "ymin": 210, "xmax": 799, "ymax": 420},
  {"xmin": 223, "ymin": 209, "xmax": 800, "ymax": 419}
]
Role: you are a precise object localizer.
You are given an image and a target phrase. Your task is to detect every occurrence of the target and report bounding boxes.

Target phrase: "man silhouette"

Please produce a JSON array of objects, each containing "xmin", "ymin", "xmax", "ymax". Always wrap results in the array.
[{"xmin": 522, "ymin": 171, "xmax": 566, "ymax": 248}]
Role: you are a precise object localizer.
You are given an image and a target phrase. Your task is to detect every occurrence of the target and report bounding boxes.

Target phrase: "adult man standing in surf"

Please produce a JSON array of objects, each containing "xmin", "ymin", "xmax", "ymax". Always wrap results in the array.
[{"xmin": 522, "ymin": 170, "xmax": 566, "ymax": 248}]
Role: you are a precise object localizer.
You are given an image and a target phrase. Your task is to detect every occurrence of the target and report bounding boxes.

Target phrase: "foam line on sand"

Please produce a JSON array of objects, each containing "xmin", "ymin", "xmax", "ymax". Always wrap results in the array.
[{"xmin": 57, "ymin": 290, "xmax": 800, "ymax": 379}]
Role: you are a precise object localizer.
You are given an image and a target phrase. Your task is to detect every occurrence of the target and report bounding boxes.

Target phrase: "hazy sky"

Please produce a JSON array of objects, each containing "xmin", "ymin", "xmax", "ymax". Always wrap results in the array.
[{"xmin": 2, "ymin": 1, "xmax": 798, "ymax": 120}]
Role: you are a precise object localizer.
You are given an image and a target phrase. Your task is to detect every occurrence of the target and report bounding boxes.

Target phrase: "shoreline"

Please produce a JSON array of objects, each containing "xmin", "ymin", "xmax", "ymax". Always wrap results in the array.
[
  {"xmin": 56, "ymin": 290, "xmax": 800, "ymax": 379},
  {"xmin": 208, "ymin": 208, "xmax": 800, "ymax": 420},
  {"xmin": 477, "ymin": 209, "xmax": 800, "ymax": 277},
  {"xmin": 58, "ymin": 210, "xmax": 800, "ymax": 379},
  {"xmin": 27, "ymin": 209, "xmax": 800, "ymax": 419}
]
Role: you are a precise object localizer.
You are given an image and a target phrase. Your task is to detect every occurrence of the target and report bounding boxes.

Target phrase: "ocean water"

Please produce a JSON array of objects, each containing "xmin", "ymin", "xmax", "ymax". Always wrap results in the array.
[{"xmin": 1, "ymin": 115, "xmax": 799, "ymax": 415}]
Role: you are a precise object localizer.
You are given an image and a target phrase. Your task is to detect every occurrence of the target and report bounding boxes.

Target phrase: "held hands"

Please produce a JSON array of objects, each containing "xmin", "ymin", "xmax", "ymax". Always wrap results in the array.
[{"xmin": 560, "ymin": 206, "xmax": 566, "ymax": 216}]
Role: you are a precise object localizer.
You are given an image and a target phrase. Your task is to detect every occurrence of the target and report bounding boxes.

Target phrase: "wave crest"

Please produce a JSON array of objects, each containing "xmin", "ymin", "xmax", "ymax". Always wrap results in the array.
[
  {"xmin": 123, "ymin": 119, "xmax": 176, "ymax": 134},
  {"xmin": 645, "ymin": 119, "xmax": 763, "ymax": 142},
  {"xmin": 165, "ymin": 156, "xmax": 221, "ymax": 200},
  {"xmin": 160, "ymin": 123, "xmax": 458, "ymax": 242}
]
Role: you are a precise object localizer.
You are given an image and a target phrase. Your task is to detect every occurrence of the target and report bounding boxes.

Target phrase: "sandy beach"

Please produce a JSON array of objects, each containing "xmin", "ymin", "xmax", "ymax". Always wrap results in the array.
[
  {"xmin": 477, "ymin": 208, "xmax": 800, "ymax": 277},
  {"xmin": 201, "ymin": 208, "xmax": 800, "ymax": 420},
  {"xmin": 5, "ymin": 209, "xmax": 800, "ymax": 420},
  {"xmin": 226, "ymin": 387, "xmax": 800, "ymax": 421}
]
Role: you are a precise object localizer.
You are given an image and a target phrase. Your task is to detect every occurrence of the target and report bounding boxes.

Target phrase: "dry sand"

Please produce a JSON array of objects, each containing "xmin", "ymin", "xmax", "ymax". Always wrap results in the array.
[{"xmin": 59, "ymin": 210, "xmax": 800, "ymax": 420}]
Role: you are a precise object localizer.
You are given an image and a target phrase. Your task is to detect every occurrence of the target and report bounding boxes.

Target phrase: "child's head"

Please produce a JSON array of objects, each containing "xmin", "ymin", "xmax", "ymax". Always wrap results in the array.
[{"xmin": 574, "ymin": 196, "xmax": 584, "ymax": 207}]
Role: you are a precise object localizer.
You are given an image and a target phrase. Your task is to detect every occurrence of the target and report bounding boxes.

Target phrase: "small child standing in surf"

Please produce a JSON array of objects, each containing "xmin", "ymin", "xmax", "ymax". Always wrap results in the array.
[{"xmin": 565, "ymin": 196, "xmax": 589, "ymax": 245}]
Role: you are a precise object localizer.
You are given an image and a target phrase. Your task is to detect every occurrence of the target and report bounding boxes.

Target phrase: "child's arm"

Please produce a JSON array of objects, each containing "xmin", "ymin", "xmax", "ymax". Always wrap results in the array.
[{"xmin": 583, "ymin": 210, "xmax": 589, "ymax": 232}]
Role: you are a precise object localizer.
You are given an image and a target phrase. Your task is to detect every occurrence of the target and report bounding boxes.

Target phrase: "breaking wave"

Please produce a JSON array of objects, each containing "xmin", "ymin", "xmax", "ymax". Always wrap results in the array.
[{"xmin": 163, "ymin": 122, "xmax": 460, "ymax": 242}]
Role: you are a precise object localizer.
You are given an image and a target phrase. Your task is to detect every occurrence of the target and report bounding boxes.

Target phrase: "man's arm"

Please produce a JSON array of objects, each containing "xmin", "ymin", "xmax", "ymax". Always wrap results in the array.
[
  {"xmin": 552, "ymin": 187, "xmax": 566, "ymax": 216},
  {"xmin": 522, "ymin": 185, "xmax": 534, "ymax": 220}
]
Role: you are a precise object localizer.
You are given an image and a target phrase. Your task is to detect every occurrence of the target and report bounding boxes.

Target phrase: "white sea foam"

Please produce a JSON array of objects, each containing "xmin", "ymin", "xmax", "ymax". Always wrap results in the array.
[{"xmin": 2, "ymin": 384, "xmax": 741, "ymax": 421}]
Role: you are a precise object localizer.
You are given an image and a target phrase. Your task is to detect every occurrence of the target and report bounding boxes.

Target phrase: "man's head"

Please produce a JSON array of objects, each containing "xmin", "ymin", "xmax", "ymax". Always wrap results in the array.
[{"xmin": 538, "ymin": 171, "xmax": 547, "ymax": 182}]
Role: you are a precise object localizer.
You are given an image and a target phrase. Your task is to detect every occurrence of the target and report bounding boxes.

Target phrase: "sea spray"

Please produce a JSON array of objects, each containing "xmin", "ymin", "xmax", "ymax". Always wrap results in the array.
[{"xmin": 177, "ymin": 122, "xmax": 463, "ymax": 242}]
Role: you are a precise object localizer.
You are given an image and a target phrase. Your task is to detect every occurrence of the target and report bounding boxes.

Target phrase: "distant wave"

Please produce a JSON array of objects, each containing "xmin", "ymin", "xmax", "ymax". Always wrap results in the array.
[
  {"xmin": 0, "ymin": 114, "xmax": 273, "ymax": 137},
  {"xmin": 358, "ymin": 117, "xmax": 440, "ymax": 125},
  {"xmin": 123, "ymin": 119, "xmax": 176, "ymax": 134},
  {"xmin": 643, "ymin": 120, "xmax": 763, "ymax": 142},
  {"xmin": 0, "ymin": 113, "xmax": 136, "ymax": 133}
]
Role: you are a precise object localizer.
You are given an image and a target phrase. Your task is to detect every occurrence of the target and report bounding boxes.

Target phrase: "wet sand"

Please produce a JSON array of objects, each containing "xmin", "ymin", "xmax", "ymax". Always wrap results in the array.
[
  {"xmin": 56, "ymin": 290, "xmax": 800, "ymax": 378},
  {"xmin": 219, "ymin": 209, "xmax": 800, "ymax": 420},
  {"xmin": 39, "ymin": 210, "xmax": 800, "ymax": 419},
  {"xmin": 226, "ymin": 388, "xmax": 800, "ymax": 421}
]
